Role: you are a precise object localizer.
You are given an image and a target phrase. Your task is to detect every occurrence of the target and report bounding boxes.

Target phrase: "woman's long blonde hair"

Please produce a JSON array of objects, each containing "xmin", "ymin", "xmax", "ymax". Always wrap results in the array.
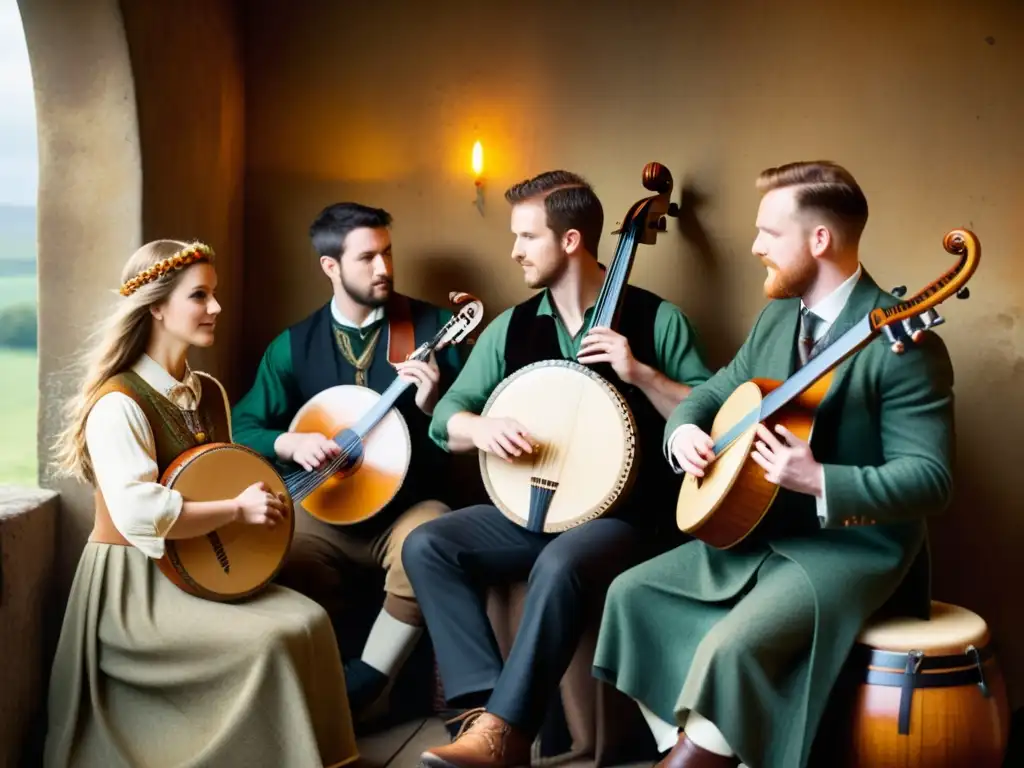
[{"xmin": 51, "ymin": 239, "xmax": 216, "ymax": 484}]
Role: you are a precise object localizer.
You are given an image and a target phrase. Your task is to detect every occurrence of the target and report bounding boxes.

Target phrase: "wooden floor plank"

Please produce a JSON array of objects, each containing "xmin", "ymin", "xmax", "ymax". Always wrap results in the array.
[{"xmin": 357, "ymin": 717, "xmax": 655, "ymax": 766}]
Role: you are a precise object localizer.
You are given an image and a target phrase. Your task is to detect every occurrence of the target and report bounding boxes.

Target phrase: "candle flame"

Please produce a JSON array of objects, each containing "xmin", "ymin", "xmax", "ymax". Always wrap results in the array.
[{"xmin": 472, "ymin": 141, "xmax": 484, "ymax": 177}]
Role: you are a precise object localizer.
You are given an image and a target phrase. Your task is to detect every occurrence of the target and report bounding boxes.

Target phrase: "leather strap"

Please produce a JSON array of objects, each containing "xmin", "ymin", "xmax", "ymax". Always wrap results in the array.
[
  {"xmin": 386, "ymin": 293, "xmax": 415, "ymax": 364},
  {"xmin": 856, "ymin": 643, "xmax": 994, "ymax": 735},
  {"xmin": 853, "ymin": 642, "xmax": 993, "ymax": 672}
]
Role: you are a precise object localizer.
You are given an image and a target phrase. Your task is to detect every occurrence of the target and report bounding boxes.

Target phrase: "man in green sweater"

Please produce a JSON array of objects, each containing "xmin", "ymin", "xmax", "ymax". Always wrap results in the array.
[
  {"xmin": 592, "ymin": 161, "xmax": 957, "ymax": 768},
  {"xmin": 402, "ymin": 170, "xmax": 713, "ymax": 767},
  {"xmin": 232, "ymin": 202, "xmax": 463, "ymax": 717}
]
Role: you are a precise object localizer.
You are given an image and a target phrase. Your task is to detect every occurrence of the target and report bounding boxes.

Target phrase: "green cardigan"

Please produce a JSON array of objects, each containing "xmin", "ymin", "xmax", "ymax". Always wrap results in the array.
[
  {"xmin": 657, "ymin": 269, "xmax": 956, "ymax": 764},
  {"xmin": 667, "ymin": 269, "xmax": 955, "ymax": 533}
]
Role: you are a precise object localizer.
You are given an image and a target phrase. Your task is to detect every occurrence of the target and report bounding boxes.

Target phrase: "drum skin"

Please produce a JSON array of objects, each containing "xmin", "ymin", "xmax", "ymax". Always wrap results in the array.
[
  {"xmin": 159, "ymin": 443, "xmax": 295, "ymax": 602},
  {"xmin": 838, "ymin": 600, "xmax": 1010, "ymax": 767},
  {"xmin": 479, "ymin": 359, "xmax": 637, "ymax": 532}
]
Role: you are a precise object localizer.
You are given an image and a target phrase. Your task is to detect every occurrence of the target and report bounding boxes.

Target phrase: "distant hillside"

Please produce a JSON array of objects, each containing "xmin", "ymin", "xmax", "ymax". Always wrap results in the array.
[{"xmin": 0, "ymin": 204, "xmax": 36, "ymax": 277}]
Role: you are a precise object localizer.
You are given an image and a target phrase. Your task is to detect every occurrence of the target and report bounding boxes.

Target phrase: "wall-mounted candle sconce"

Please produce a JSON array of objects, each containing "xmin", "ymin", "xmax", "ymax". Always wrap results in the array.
[{"xmin": 472, "ymin": 140, "xmax": 484, "ymax": 216}]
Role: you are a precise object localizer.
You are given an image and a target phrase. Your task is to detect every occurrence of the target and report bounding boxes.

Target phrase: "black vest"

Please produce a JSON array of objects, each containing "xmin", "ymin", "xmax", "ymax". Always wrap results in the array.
[
  {"xmin": 504, "ymin": 286, "xmax": 684, "ymax": 536},
  {"xmin": 288, "ymin": 295, "xmax": 449, "ymax": 528}
]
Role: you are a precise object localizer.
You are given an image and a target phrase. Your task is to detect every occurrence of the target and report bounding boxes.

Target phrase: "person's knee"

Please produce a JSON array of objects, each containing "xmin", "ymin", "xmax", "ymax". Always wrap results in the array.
[
  {"xmin": 277, "ymin": 534, "xmax": 338, "ymax": 594},
  {"xmin": 529, "ymin": 545, "xmax": 586, "ymax": 593},
  {"xmin": 399, "ymin": 518, "xmax": 445, "ymax": 576},
  {"xmin": 605, "ymin": 566, "xmax": 644, "ymax": 610},
  {"xmin": 392, "ymin": 499, "xmax": 449, "ymax": 544}
]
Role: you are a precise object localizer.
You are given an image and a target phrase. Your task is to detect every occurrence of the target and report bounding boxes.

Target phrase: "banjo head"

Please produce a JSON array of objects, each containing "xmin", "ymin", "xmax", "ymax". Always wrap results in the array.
[
  {"xmin": 161, "ymin": 443, "xmax": 294, "ymax": 602},
  {"xmin": 479, "ymin": 360, "xmax": 637, "ymax": 532},
  {"xmin": 289, "ymin": 385, "xmax": 411, "ymax": 525}
]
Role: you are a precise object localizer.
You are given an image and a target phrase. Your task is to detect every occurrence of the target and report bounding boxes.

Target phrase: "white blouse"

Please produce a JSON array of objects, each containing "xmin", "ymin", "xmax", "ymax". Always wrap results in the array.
[{"xmin": 85, "ymin": 354, "xmax": 232, "ymax": 559}]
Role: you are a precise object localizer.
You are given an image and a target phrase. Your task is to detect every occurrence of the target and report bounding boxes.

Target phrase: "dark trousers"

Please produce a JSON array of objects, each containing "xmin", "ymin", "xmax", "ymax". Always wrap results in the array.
[{"xmin": 401, "ymin": 504, "xmax": 644, "ymax": 737}]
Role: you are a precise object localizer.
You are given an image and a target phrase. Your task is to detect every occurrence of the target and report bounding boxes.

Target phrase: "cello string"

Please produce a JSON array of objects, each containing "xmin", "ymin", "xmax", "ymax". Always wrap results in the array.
[{"xmin": 537, "ymin": 222, "xmax": 636, "ymax": 484}]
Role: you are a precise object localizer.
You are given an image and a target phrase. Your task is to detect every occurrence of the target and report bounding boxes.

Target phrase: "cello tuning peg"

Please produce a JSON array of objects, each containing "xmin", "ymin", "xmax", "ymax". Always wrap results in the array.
[
  {"xmin": 890, "ymin": 285, "xmax": 907, "ymax": 297},
  {"xmin": 651, "ymin": 217, "xmax": 667, "ymax": 232},
  {"xmin": 957, "ymin": 287, "xmax": 970, "ymax": 299},
  {"xmin": 667, "ymin": 202, "xmax": 680, "ymax": 217}
]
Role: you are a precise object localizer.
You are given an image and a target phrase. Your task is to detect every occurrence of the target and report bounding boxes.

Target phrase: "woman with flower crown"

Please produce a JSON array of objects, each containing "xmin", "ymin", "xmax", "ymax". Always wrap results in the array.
[{"xmin": 44, "ymin": 240, "xmax": 360, "ymax": 768}]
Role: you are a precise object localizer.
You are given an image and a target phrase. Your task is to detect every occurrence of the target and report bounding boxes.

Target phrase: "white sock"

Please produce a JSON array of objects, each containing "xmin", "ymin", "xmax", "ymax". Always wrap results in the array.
[
  {"xmin": 683, "ymin": 710, "xmax": 735, "ymax": 757},
  {"xmin": 636, "ymin": 700, "xmax": 680, "ymax": 754},
  {"xmin": 360, "ymin": 608, "xmax": 422, "ymax": 678}
]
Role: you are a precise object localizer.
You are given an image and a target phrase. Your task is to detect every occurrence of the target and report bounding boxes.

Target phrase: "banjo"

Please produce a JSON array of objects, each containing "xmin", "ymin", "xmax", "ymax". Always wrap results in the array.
[
  {"xmin": 284, "ymin": 291, "xmax": 484, "ymax": 525},
  {"xmin": 675, "ymin": 228, "xmax": 980, "ymax": 549},
  {"xmin": 480, "ymin": 162, "xmax": 679, "ymax": 533}
]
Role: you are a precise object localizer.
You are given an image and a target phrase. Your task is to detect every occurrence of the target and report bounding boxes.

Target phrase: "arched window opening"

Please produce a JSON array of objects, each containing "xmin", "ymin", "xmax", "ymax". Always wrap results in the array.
[{"xmin": 0, "ymin": 0, "xmax": 39, "ymax": 486}]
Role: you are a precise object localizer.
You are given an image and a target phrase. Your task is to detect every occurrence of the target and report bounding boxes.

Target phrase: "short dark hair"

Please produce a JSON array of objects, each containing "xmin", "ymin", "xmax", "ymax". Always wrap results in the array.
[
  {"xmin": 504, "ymin": 170, "xmax": 604, "ymax": 257},
  {"xmin": 756, "ymin": 160, "xmax": 869, "ymax": 245},
  {"xmin": 309, "ymin": 202, "xmax": 392, "ymax": 260}
]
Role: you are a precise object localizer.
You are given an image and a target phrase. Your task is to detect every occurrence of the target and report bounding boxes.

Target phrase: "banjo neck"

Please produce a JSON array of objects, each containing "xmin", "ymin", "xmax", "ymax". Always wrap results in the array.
[
  {"xmin": 709, "ymin": 228, "xmax": 980, "ymax": 460},
  {"xmin": 348, "ymin": 314, "xmax": 459, "ymax": 440},
  {"xmin": 287, "ymin": 293, "xmax": 484, "ymax": 505}
]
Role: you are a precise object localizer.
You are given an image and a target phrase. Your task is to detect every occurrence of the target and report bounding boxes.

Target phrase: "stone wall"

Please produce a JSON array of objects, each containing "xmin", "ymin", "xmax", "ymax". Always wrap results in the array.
[{"xmin": 0, "ymin": 488, "xmax": 58, "ymax": 768}]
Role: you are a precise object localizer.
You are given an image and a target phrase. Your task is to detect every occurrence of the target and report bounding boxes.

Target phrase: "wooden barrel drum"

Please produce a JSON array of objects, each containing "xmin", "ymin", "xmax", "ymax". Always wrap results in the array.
[{"xmin": 839, "ymin": 600, "xmax": 1010, "ymax": 767}]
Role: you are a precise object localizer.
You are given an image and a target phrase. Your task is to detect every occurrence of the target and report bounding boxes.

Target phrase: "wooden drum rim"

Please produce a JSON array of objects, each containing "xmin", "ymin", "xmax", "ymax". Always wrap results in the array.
[
  {"xmin": 478, "ymin": 358, "xmax": 638, "ymax": 532},
  {"xmin": 161, "ymin": 442, "xmax": 296, "ymax": 602}
]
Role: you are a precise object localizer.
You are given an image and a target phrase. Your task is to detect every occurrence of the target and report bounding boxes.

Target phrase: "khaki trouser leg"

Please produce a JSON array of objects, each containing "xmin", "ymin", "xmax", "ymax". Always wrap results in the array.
[{"xmin": 376, "ymin": 500, "xmax": 449, "ymax": 625}]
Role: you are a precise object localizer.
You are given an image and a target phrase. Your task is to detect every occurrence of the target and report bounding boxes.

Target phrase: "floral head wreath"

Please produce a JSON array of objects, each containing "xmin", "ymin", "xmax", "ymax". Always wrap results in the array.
[{"xmin": 119, "ymin": 242, "xmax": 215, "ymax": 297}]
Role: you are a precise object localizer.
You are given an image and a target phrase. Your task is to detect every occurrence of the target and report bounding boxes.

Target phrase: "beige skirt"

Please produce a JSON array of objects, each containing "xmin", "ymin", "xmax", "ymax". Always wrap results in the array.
[{"xmin": 44, "ymin": 542, "xmax": 359, "ymax": 768}]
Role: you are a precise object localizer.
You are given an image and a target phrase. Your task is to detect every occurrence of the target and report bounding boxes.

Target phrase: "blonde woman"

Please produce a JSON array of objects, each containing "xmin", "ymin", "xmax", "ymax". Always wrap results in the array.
[{"xmin": 45, "ymin": 240, "xmax": 359, "ymax": 768}]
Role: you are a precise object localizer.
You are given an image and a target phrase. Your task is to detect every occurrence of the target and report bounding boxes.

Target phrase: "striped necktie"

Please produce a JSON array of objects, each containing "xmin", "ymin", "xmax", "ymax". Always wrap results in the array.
[{"xmin": 798, "ymin": 307, "xmax": 824, "ymax": 367}]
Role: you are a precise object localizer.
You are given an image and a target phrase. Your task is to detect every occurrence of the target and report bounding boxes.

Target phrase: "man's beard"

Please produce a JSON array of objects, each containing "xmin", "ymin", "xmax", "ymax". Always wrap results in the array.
[
  {"xmin": 341, "ymin": 274, "xmax": 392, "ymax": 308},
  {"xmin": 761, "ymin": 256, "xmax": 817, "ymax": 300},
  {"xmin": 521, "ymin": 256, "xmax": 567, "ymax": 290}
]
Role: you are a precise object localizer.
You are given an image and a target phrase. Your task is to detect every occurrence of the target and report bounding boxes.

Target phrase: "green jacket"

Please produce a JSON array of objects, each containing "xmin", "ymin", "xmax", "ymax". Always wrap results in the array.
[
  {"xmin": 664, "ymin": 269, "xmax": 956, "ymax": 764},
  {"xmin": 667, "ymin": 269, "xmax": 955, "ymax": 533}
]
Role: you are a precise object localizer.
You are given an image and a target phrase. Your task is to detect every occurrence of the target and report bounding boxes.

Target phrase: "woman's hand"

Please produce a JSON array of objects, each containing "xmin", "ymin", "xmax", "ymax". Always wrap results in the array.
[{"xmin": 234, "ymin": 481, "xmax": 288, "ymax": 527}]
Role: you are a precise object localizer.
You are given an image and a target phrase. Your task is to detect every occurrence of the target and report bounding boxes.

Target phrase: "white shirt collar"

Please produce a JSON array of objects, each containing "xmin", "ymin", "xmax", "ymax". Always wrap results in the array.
[
  {"xmin": 331, "ymin": 297, "xmax": 385, "ymax": 329},
  {"xmin": 802, "ymin": 264, "xmax": 863, "ymax": 327},
  {"xmin": 131, "ymin": 353, "xmax": 202, "ymax": 409}
]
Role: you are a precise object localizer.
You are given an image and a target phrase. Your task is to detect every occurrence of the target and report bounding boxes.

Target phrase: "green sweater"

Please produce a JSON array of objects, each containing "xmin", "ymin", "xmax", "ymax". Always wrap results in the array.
[
  {"xmin": 429, "ymin": 289, "xmax": 713, "ymax": 449},
  {"xmin": 233, "ymin": 313, "xmax": 462, "ymax": 461}
]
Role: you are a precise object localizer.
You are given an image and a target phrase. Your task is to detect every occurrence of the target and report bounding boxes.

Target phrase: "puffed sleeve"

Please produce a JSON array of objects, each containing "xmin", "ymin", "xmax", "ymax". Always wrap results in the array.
[{"xmin": 85, "ymin": 392, "xmax": 184, "ymax": 558}]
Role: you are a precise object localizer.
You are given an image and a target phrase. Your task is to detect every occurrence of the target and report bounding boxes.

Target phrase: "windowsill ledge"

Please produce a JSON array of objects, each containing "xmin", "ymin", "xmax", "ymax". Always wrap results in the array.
[{"xmin": 0, "ymin": 484, "xmax": 59, "ymax": 768}]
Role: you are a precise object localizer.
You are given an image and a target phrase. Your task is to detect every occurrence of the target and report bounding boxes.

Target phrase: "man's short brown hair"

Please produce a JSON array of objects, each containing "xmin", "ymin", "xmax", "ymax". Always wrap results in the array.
[
  {"xmin": 756, "ymin": 160, "xmax": 869, "ymax": 246},
  {"xmin": 504, "ymin": 170, "xmax": 604, "ymax": 257}
]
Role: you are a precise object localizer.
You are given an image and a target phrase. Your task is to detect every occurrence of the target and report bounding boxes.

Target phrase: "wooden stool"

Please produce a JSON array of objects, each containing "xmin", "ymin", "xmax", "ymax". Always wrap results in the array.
[{"xmin": 839, "ymin": 600, "xmax": 1010, "ymax": 767}]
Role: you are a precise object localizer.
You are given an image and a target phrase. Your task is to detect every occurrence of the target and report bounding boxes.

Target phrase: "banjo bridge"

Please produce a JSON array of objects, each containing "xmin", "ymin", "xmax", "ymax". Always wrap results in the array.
[{"xmin": 527, "ymin": 477, "xmax": 559, "ymax": 533}]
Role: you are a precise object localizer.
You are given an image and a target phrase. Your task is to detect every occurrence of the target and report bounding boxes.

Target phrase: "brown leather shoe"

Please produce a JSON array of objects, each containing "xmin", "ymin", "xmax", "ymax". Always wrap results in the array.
[
  {"xmin": 418, "ymin": 708, "xmax": 531, "ymax": 767},
  {"xmin": 656, "ymin": 731, "xmax": 741, "ymax": 768}
]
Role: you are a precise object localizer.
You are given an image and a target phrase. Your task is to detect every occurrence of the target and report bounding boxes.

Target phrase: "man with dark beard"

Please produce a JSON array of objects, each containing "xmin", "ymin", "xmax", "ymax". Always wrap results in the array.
[
  {"xmin": 591, "ymin": 161, "xmax": 957, "ymax": 768},
  {"xmin": 232, "ymin": 202, "xmax": 463, "ymax": 720}
]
